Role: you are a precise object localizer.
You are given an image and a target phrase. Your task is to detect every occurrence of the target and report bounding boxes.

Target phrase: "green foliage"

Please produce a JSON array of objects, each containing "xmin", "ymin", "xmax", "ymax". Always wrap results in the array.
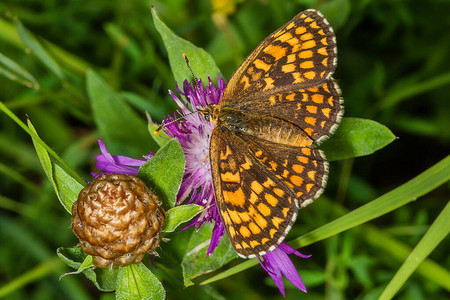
[
  {"xmin": 181, "ymin": 222, "xmax": 237, "ymax": 287},
  {"xmin": 116, "ymin": 263, "xmax": 166, "ymax": 300},
  {"xmin": 164, "ymin": 204, "xmax": 204, "ymax": 233},
  {"xmin": 151, "ymin": 6, "xmax": 221, "ymax": 86},
  {"xmin": 138, "ymin": 139, "xmax": 185, "ymax": 209},
  {"xmin": 321, "ymin": 117, "xmax": 396, "ymax": 161},
  {"xmin": 57, "ymin": 247, "xmax": 117, "ymax": 292},
  {"xmin": 87, "ymin": 69, "xmax": 156, "ymax": 157},
  {"xmin": 0, "ymin": 0, "xmax": 448, "ymax": 300}
]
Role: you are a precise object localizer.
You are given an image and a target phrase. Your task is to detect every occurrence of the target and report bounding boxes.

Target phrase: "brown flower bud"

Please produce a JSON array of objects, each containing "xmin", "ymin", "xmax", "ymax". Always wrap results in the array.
[{"xmin": 72, "ymin": 174, "xmax": 165, "ymax": 267}]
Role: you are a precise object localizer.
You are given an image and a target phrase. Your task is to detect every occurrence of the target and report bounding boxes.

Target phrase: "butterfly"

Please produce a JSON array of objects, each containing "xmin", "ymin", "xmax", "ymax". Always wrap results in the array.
[{"xmin": 200, "ymin": 9, "xmax": 343, "ymax": 258}]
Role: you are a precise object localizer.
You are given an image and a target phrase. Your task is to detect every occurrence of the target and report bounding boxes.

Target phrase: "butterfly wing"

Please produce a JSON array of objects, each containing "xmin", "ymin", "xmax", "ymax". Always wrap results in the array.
[
  {"xmin": 238, "ymin": 78, "xmax": 343, "ymax": 144},
  {"xmin": 222, "ymin": 9, "xmax": 337, "ymax": 104},
  {"xmin": 210, "ymin": 125, "xmax": 328, "ymax": 258}
]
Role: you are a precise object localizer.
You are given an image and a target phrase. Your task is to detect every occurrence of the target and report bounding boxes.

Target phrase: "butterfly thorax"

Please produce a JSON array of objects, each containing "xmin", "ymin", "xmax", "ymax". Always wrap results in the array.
[{"xmin": 205, "ymin": 105, "xmax": 314, "ymax": 148}]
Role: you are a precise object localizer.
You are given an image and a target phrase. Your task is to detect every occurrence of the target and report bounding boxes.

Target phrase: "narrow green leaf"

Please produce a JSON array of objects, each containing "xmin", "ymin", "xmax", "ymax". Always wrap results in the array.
[
  {"xmin": 57, "ymin": 247, "xmax": 87, "ymax": 271},
  {"xmin": 321, "ymin": 117, "xmax": 396, "ymax": 161},
  {"xmin": 182, "ymin": 222, "xmax": 236, "ymax": 286},
  {"xmin": 56, "ymin": 247, "xmax": 118, "ymax": 292},
  {"xmin": 116, "ymin": 263, "xmax": 165, "ymax": 300},
  {"xmin": 164, "ymin": 204, "xmax": 204, "ymax": 233},
  {"xmin": 0, "ymin": 257, "xmax": 64, "ymax": 299},
  {"xmin": 152, "ymin": 7, "xmax": 220, "ymax": 86},
  {"xmin": 0, "ymin": 53, "xmax": 39, "ymax": 88},
  {"xmin": 86, "ymin": 69, "xmax": 155, "ymax": 157},
  {"xmin": 380, "ymin": 201, "xmax": 450, "ymax": 299},
  {"xmin": 137, "ymin": 139, "xmax": 185, "ymax": 208},
  {"xmin": 363, "ymin": 221, "xmax": 450, "ymax": 292},
  {"xmin": 201, "ymin": 155, "xmax": 450, "ymax": 284},
  {"xmin": 380, "ymin": 72, "xmax": 450, "ymax": 109},
  {"xmin": 16, "ymin": 20, "xmax": 65, "ymax": 80},
  {"xmin": 28, "ymin": 120, "xmax": 54, "ymax": 186},
  {"xmin": 53, "ymin": 164, "xmax": 84, "ymax": 212},
  {"xmin": 28, "ymin": 120, "xmax": 84, "ymax": 213},
  {"xmin": 293, "ymin": 155, "xmax": 449, "ymax": 255},
  {"xmin": 0, "ymin": 102, "xmax": 84, "ymax": 184},
  {"xmin": 59, "ymin": 255, "xmax": 95, "ymax": 278},
  {"xmin": 77, "ymin": 256, "xmax": 95, "ymax": 273}
]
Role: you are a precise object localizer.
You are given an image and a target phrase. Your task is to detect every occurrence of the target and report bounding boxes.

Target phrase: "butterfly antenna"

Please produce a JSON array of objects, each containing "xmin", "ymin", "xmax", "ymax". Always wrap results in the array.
[
  {"xmin": 153, "ymin": 54, "xmax": 206, "ymax": 135},
  {"xmin": 183, "ymin": 53, "xmax": 202, "ymax": 89},
  {"xmin": 152, "ymin": 110, "xmax": 198, "ymax": 135}
]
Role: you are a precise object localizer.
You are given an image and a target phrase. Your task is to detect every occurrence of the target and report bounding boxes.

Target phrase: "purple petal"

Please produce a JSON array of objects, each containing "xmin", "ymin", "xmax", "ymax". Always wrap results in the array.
[
  {"xmin": 206, "ymin": 214, "xmax": 225, "ymax": 256},
  {"xmin": 260, "ymin": 243, "xmax": 310, "ymax": 295},
  {"xmin": 93, "ymin": 140, "xmax": 150, "ymax": 177},
  {"xmin": 272, "ymin": 247, "xmax": 307, "ymax": 293},
  {"xmin": 259, "ymin": 254, "xmax": 286, "ymax": 296},
  {"xmin": 278, "ymin": 242, "xmax": 312, "ymax": 259}
]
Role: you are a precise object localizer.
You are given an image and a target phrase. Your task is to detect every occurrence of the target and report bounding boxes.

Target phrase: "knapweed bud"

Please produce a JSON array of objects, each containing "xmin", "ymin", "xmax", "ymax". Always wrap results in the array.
[{"xmin": 72, "ymin": 174, "xmax": 165, "ymax": 267}]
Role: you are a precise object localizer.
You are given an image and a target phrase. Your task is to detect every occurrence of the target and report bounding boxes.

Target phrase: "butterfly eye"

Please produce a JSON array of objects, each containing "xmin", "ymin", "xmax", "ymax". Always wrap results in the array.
[{"xmin": 204, "ymin": 114, "xmax": 210, "ymax": 122}]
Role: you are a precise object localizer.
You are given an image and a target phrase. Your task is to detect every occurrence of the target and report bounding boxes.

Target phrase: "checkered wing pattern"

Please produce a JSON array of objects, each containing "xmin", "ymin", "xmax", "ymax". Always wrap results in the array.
[
  {"xmin": 222, "ymin": 9, "xmax": 337, "ymax": 104},
  {"xmin": 206, "ymin": 9, "xmax": 343, "ymax": 258},
  {"xmin": 210, "ymin": 127, "xmax": 328, "ymax": 258}
]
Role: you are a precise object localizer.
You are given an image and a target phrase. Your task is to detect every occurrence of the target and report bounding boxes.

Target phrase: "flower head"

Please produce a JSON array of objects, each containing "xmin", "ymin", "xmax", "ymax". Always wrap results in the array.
[
  {"xmin": 259, "ymin": 242, "xmax": 311, "ymax": 296},
  {"xmin": 158, "ymin": 75, "xmax": 225, "ymax": 256}
]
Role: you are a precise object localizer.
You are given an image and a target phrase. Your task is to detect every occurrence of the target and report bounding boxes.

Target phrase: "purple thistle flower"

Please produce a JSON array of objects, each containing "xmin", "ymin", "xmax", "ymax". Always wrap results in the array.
[
  {"xmin": 259, "ymin": 242, "xmax": 311, "ymax": 296},
  {"xmin": 92, "ymin": 140, "xmax": 152, "ymax": 178},
  {"xmin": 159, "ymin": 75, "xmax": 226, "ymax": 256}
]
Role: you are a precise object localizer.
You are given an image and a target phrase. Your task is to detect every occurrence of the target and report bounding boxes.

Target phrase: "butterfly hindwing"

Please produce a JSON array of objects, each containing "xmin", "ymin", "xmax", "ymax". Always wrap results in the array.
[
  {"xmin": 210, "ymin": 126, "xmax": 299, "ymax": 258},
  {"xmin": 239, "ymin": 134, "xmax": 329, "ymax": 208},
  {"xmin": 238, "ymin": 78, "xmax": 343, "ymax": 143},
  {"xmin": 222, "ymin": 9, "xmax": 337, "ymax": 104}
]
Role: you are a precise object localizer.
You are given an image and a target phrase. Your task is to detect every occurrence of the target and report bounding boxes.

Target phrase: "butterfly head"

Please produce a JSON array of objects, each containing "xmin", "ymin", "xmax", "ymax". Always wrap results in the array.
[{"xmin": 198, "ymin": 104, "xmax": 220, "ymax": 125}]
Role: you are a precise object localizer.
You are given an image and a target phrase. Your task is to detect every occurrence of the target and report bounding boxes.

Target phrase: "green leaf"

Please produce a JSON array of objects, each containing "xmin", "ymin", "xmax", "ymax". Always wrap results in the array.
[
  {"xmin": 363, "ymin": 221, "xmax": 450, "ymax": 293},
  {"xmin": 57, "ymin": 247, "xmax": 88, "ymax": 270},
  {"xmin": 164, "ymin": 204, "xmax": 204, "ymax": 233},
  {"xmin": 152, "ymin": 7, "xmax": 220, "ymax": 86},
  {"xmin": 380, "ymin": 201, "xmax": 450, "ymax": 299},
  {"xmin": 137, "ymin": 139, "xmax": 185, "ymax": 208},
  {"xmin": 16, "ymin": 20, "xmax": 65, "ymax": 80},
  {"xmin": 380, "ymin": 71, "xmax": 450, "ymax": 109},
  {"xmin": 182, "ymin": 222, "xmax": 236, "ymax": 286},
  {"xmin": 56, "ymin": 247, "xmax": 118, "ymax": 292},
  {"xmin": 28, "ymin": 120, "xmax": 84, "ymax": 213},
  {"xmin": 59, "ymin": 255, "xmax": 95, "ymax": 278},
  {"xmin": 318, "ymin": 0, "xmax": 351, "ymax": 30},
  {"xmin": 321, "ymin": 117, "xmax": 396, "ymax": 161},
  {"xmin": 86, "ymin": 69, "xmax": 156, "ymax": 157},
  {"xmin": 77, "ymin": 255, "xmax": 95, "ymax": 273},
  {"xmin": 116, "ymin": 263, "xmax": 165, "ymax": 300},
  {"xmin": 147, "ymin": 118, "xmax": 172, "ymax": 148},
  {"xmin": 0, "ymin": 52, "xmax": 39, "ymax": 88}
]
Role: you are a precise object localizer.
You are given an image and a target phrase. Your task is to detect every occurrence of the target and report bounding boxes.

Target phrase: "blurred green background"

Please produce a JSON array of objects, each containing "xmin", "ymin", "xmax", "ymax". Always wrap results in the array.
[{"xmin": 0, "ymin": 0, "xmax": 448, "ymax": 299}]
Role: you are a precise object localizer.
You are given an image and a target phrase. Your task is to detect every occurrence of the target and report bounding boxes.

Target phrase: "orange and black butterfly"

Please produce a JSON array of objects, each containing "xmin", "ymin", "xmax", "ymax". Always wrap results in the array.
[{"xmin": 200, "ymin": 9, "xmax": 343, "ymax": 258}]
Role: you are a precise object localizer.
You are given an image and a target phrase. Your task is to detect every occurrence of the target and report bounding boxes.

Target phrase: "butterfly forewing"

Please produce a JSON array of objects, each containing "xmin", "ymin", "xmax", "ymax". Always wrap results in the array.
[{"xmin": 222, "ymin": 9, "xmax": 337, "ymax": 104}]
